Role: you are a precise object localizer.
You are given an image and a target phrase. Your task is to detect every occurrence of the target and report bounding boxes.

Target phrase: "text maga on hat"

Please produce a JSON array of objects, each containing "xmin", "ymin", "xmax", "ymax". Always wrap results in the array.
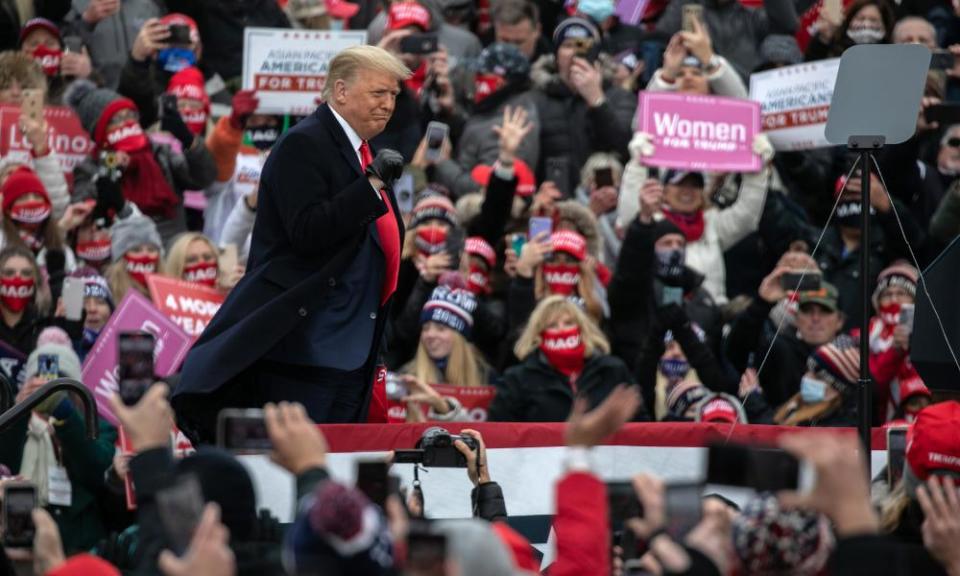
[{"xmin": 638, "ymin": 92, "xmax": 761, "ymax": 173}]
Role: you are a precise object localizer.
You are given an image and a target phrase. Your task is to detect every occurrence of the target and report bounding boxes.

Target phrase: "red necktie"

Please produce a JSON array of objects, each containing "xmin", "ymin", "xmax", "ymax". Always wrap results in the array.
[
  {"xmin": 359, "ymin": 140, "xmax": 374, "ymax": 172},
  {"xmin": 361, "ymin": 140, "xmax": 400, "ymax": 304}
]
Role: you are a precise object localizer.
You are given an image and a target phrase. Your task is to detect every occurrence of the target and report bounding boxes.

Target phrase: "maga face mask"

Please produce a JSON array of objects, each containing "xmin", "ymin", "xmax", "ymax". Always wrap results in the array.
[
  {"xmin": 105, "ymin": 120, "xmax": 149, "ymax": 152},
  {"xmin": 245, "ymin": 127, "xmax": 280, "ymax": 151},
  {"xmin": 0, "ymin": 276, "xmax": 35, "ymax": 313},
  {"xmin": 9, "ymin": 200, "xmax": 51, "ymax": 225},
  {"xmin": 183, "ymin": 261, "xmax": 218, "ymax": 287},
  {"xmin": 32, "ymin": 45, "xmax": 61, "ymax": 76},
  {"xmin": 124, "ymin": 252, "xmax": 159, "ymax": 285},
  {"xmin": 543, "ymin": 263, "xmax": 580, "ymax": 296}
]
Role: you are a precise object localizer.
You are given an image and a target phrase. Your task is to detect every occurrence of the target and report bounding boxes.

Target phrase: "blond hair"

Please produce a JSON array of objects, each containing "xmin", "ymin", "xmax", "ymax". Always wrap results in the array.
[
  {"xmin": 0, "ymin": 52, "xmax": 46, "ymax": 94},
  {"xmin": 880, "ymin": 481, "xmax": 911, "ymax": 534},
  {"xmin": 163, "ymin": 232, "xmax": 218, "ymax": 279},
  {"xmin": 515, "ymin": 295, "xmax": 610, "ymax": 359},
  {"xmin": 409, "ymin": 330, "xmax": 488, "ymax": 388},
  {"xmin": 321, "ymin": 45, "xmax": 411, "ymax": 101},
  {"xmin": 579, "ymin": 152, "xmax": 623, "ymax": 190}
]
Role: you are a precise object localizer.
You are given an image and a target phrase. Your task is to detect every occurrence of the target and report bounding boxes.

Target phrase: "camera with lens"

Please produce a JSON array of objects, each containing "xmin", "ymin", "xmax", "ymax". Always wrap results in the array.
[{"xmin": 394, "ymin": 427, "xmax": 478, "ymax": 468}]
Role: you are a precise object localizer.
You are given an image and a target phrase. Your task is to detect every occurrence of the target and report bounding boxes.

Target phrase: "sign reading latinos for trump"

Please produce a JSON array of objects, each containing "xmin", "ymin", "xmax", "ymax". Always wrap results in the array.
[
  {"xmin": 242, "ymin": 28, "xmax": 368, "ymax": 115},
  {"xmin": 638, "ymin": 92, "xmax": 761, "ymax": 173},
  {"xmin": 81, "ymin": 291, "xmax": 192, "ymax": 427},
  {"xmin": 146, "ymin": 275, "xmax": 225, "ymax": 341},
  {"xmin": 0, "ymin": 106, "xmax": 95, "ymax": 176},
  {"xmin": 749, "ymin": 58, "xmax": 841, "ymax": 151}
]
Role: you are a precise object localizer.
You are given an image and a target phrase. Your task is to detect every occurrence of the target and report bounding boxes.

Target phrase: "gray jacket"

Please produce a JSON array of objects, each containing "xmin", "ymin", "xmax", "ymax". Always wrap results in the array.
[{"xmin": 64, "ymin": 0, "xmax": 166, "ymax": 89}]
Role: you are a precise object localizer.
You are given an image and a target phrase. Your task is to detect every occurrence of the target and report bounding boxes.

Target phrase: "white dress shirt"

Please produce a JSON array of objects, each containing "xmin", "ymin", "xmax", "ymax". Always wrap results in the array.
[{"xmin": 330, "ymin": 106, "xmax": 381, "ymax": 198}]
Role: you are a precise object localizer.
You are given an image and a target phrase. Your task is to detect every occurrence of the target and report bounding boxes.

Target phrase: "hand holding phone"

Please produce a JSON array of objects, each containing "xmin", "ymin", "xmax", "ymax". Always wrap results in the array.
[
  {"xmin": 118, "ymin": 331, "xmax": 155, "ymax": 406},
  {"xmin": 682, "ymin": 4, "xmax": 704, "ymax": 32},
  {"xmin": 424, "ymin": 122, "xmax": 449, "ymax": 163},
  {"xmin": 2, "ymin": 482, "xmax": 37, "ymax": 548},
  {"xmin": 216, "ymin": 408, "xmax": 271, "ymax": 453},
  {"xmin": 528, "ymin": 216, "xmax": 553, "ymax": 242},
  {"xmin": 20, "ymin": 89, "xmax": 44, "ymax": 123},
  {"xmin": 706, "ymin": 443, "xmax": 800, "ymax": 492}
]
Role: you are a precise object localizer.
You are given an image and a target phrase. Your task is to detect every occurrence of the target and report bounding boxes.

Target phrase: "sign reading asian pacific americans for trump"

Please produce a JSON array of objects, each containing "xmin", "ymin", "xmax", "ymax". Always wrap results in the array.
[
  {"xmin": 242, "ymin": 28, "xmax": 367, "ymax": 115},
  {"xmin": 638, "ymin": 92, "xmax": 761, "ymax": 173},
  {"xmin": 749, "ymin": 58, "xmax": 840, "ymax": 151}
]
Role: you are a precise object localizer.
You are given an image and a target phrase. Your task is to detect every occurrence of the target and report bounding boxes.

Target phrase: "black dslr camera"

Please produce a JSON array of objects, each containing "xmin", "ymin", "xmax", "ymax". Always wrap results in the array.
[{"xmin": 394, "ymin": 427, "xmax": 478, "ymax": 468}]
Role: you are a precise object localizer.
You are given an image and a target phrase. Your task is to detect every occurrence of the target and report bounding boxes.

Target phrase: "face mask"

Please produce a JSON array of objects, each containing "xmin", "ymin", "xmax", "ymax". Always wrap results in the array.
[
  {"xmin": 76, "ymin": 231, "xmax": 112, "ymax": 263},
  {"xmin": 105, "ymin": 120, "xmax": 149, "ymax": 152},
  {"xmin": 9, "ymin": 200, "xmax": 51, "ymax": 225},
  {"xmin": 879, "ymin": 302, "xmax": 901, "ymax": 326},
  {"xmin": 32, "ymin": 45, "xmax": 61, "ymax": 76},
  {"xmin": 847, "ymin": 25, "xmax": 885, "ymax": 44},
  {"xmin": 124, "ymin": 253, "xmax": 159, "ymax": 285},
  {"xmin": 183, "ymin": 261, "xmax": 218, "ymax": 287},
  {"xmin": 542, "ymin": 263, "xmax": 581, "ymax": 296},
  {"xmin": 578, "ymin": 0, "xmax": 615, "ymax": 23},
  {"xmin": 539, "ymin": 326, "xmax": 587, "ymax": 379},
  {"xmin": 415, "ymin": 226, "xmax": 448, "ymax": 257},
  {"xmin": 81, "ymin": 327, "xmax": 100, "ymax": 348},
  {"xmin": 474, "ymin": 73, "xmax": 506, "ymax": 104},
  {"xmin": 157, "ymin": 47, "xmax": 197, "ymax": 73},
  {"xmin": 0, "ymin": 276, "xmax": 34, "ymax": 313},
  {"xmin": 329, "ymin": 19, "xmax": 345, "ymax": 31},
  {"xmin": 800, "ymin": 375, "xmax": 827, "ymax": 403},
  {"xmin": 245, "ymin": 127, "xmax": 280, "ymax": 151},
  {"xmin": 835, "ymin": 200, "xmax": 875, "ymax": 229},
  {"xmin": 659, "ymin": 357, "xmax": 690, "ymax": 381},
  {"xmin": 180, "ymin": 109, "xmax": 208, "ymax": 135},
  {"xmin": 655, "ymin": 248, "xmax": 685, "ymax": 281},
  {"xmin": 466, "ymin": 265, "xmax": 491, "ymax": 295}
]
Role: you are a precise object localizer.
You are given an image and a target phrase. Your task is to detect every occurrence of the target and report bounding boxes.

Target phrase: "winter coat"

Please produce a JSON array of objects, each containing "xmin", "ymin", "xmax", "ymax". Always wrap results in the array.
[
  {"xmin": 488, "ymin": 352, "xmax": 648, "ymax": 422},
  {"xmin": 116, "ymin": 56, "xmax": 175, "ymax": 131},
  {"xmin": 646, "ymin": 54, "xmax": 748, "ymax": 98},
  {"xmin": 616, "ymin": 161, "xmax": 769, "ymax": 304},
  {"xmin": 726, "ymin": 298, "xmax": 814, "ymax": 408},
  {"xmin": 930, "ymin": 180, "xmax": 960, "ymax": 245},
  {"xmin": 865, "ymin": 316, "xmax": 925, "ymax": 422},
  {"xmin": 63, "ymin": 0, "xmax": 166, "ymax": 89},
  {"xmin": 433, "ymin": 85, "xmax": 541, "ymax": 199},
  {"xmin": 655, "ymin": 0, "xmax": 799, "ymax": 80},
  {"xmin": 471, "ymin": 482, "xmax": 507, "ymax": 522},
  {"xmin": 529, "ymin": 55, "xmax": 636, "ymax": 195},
  {"xmin": 0, "ymin": 307, "xmax": 78, "ymax": 356},
  {"xmin": 574, "ymin": 185, "xmax": 621, "ymax": 266},
  {"xmin": 72, "ymin": 136, "xmax": 217, "ymax": 244},
  {"xmin": 829, "ymin": 535, "xmax": 946, "ymax": 576},
  {"xmin": 609, "ymin": 220, "xmax": 722, "ymax": 376}
]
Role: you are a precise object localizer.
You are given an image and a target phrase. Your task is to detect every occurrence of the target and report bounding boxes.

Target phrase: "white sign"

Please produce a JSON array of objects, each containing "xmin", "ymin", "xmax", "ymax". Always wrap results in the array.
[
  {"xmin": 241, "ymin": 27, "xmax": 367, "ymax": 115},
  {"xmin": 749, "ymin": 58, "xmax": 841, "ymax": 151}
]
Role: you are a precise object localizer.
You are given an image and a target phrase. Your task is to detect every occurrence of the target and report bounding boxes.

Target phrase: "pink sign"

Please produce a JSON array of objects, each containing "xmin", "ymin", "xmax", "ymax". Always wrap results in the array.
[
  {"xmin": 638, "ymin": 92, "xmax": 761, "ymax": 173},
  {"xmin": 81, "ymin": 290, "xmax": 192, "ymax": 426}
]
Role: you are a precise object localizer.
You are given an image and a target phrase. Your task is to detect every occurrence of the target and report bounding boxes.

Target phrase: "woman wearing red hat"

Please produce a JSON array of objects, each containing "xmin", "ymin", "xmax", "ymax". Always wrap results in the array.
[
  {"xmin": 0, "ymin": 246, "xmax": 54, "ymax": 354},
  {"xmin": 18, "ymin": 17, "xmax": 93, "ymax": 103},
  {"xmin": 0, "ymin": 168, "xmax": 76, "ymax": 274},
  {"xmin": 489, "ymin": 295, "xmax": 647, "ymax": 422}
]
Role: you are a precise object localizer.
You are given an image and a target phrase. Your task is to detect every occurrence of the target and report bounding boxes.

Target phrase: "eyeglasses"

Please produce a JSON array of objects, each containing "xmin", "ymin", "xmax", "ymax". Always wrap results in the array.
[{"xmin": 947, "ymin": 137, "xmax": 960, "ymax": 148}]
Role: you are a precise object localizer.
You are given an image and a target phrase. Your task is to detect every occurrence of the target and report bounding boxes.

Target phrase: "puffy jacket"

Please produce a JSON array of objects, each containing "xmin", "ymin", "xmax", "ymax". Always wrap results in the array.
[
  {"xmin": 529, "ymin": 55, "xmax": 636, "ymax": 195},
  {"xmin": 829, "ymin": 535, "xmax": 946, "ymax": 576},
  {"xmin": 471, "ymin": 481, "xmax": 507, "ymax": 522},
  {"xmin": 616, "ymin": 161, "xmax": 770, "ymax": 304},
  {"xmin": 488, "ymin": 352, "xmax": 648, "ymax": 422},
  {"xmin": 64, "ymin": 0, "xmax": 165, "ymax": 88},
  {"xmin": 655, "ymin": 0, "xmax": 799, "ymax": 80}
]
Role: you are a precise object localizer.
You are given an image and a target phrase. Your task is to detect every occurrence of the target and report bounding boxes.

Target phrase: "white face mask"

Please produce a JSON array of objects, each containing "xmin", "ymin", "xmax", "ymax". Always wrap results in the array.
[
  {"xmin": 800, "ymin": 375, "xmax": 828, "ymax": 404},
  {"xmin": 847, "ymin": 26, "xmax": 885, "ymax": 44}
]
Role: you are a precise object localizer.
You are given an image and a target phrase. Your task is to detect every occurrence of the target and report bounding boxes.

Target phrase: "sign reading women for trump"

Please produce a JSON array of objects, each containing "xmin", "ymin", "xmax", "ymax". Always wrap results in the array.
[
  {"xmin": 749, "ymin": 58, "xmax": 840, "ymax": 151},
  {"xmin": 638, "ymin": 92, "xmax": 761, "ymax": 172},
  {"xmin": 242, "ymin": 28, "xmax": 367, "ymax": 115}
]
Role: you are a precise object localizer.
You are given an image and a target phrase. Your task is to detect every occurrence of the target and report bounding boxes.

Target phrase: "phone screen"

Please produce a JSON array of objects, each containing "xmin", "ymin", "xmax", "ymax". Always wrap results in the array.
[
  {"xmin": 594, "ymin": 167, "xmax": 615, "ymax": 188},
  {"xmin": 444, "ymin": 227, "xmax": 465, "ymax": 271},
  {"xmin": 118, "ymin": 331, "xmax": 155, "ymax": 406},
  {"xmin": 706, "ymin": 444, "xmax": 800, "ymax": 492},
  {"xmin": 887, "ymin": 427, "xmax": 908, "ymax": 488},
  {"xmin": 665, "ymin": 483, "xmax": 703, "ymax": 540},
  {"xmin": 682, "ymin": 4, "xmax": 703, "ymax": 32},
  {"xmin": 37, "ymin": 354, "xmax": 59, "ymax": 381},
  {"xmin": 528, "ymin": 217, "xmax": 553, "ymax": 242},
  {"xmin": 606, "ymin": 481, "xmax": 643, "ymax": 530},
  {"xmin": 156, "ymin": 474, "xmax": 205, "ymax": 555},
  {"xmin": 424, "ymin": 122, "xmax": 449, "ymax": 162},
  {"xmin": 356, "ymin": 461, "xmax": 390, "ymax": 508},
  {"xmin": 21, "ymin": 89, "xmax": 43, "ymax": 123},
  {"xmin": 780, "ymin": 271, "xmax": 822, "ymax": 293},
  {"xmin": 546, "ymin": 157, "xmax": 571, "ymax": 198},
  {"xmin": 3, "ymin": 485, "xmax": 37, "ymax": 547},
  {"xmin": 63, "ymin": 277, "xmax": 85, "ymax": 321},
  {"xmin": 217, "ymin": 409, "xmax": 271, "ymax": 453},
  {"xmin": 385, "ymin": 373, "xmax": 408, "ymax": 401}
]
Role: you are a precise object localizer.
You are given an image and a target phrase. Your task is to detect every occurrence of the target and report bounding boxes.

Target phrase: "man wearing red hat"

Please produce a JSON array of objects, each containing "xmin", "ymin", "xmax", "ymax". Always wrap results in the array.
[{"xmin": 19, "ymin": 18, "xmax": 93, "ymax": 84}]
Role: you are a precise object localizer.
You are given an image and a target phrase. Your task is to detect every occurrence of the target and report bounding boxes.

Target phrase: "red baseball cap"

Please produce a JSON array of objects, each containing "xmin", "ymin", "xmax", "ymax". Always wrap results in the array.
[
  {"xmin": 899, "ymin": 376, "xmax": 932, "ymax": 405},
  {"xmin": 470, "ymin": 159, "xmax": 536, "ymax": 197},
  {"xmin": 465, "ymin": 237, "xmax": 496, "ymax": 269},
  {"xmin": 326, "ymin": 0, "xmax": 360, "ymax": 19},
  {"xmin": 696, "ymin": 394, "xmax": 745, "ymax": 424},
  {"xmin": 906, "ymin": 401, "xmax": 960, "ymax": 483},
  {"xmin": 551, "ymin": 230, "xmax": 587, "ymax": 261},
  {"xmin": 160, "ymin": 13, "xmax": 200, "ymax": 42},
  {"xmin": 387, "ymin": 2, "xmax": 431, "ymax": 31}
]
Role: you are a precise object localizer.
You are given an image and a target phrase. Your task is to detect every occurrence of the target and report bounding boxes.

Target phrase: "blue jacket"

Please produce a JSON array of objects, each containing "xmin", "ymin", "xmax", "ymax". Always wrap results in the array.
[{"xmin": 173, "ymin": 104, "xmax": 404, "ymax": 443}]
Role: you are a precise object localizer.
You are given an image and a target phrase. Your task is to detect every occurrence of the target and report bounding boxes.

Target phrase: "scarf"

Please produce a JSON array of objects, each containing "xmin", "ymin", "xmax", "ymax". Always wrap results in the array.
[
  {"xmin": 540, "ymin": 326, "xmax": 586, "ymax": 386},
  {"xmin": 104, "ymin": 122, "xmax": 179, "ymax": 219},
  {"xmin": 662, "ymin": 209, "xmax": 705, "ymax": 242},
  {"xmin": 405, "ymin": 62, "xmax": 428, "ymax": 97},
  {"xmin": 19, "ymin": 414, "xmax": 57, "ymax": 506}
]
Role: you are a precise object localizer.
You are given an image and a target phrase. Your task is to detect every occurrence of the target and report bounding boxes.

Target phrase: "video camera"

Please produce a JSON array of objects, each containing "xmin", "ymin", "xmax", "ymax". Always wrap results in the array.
[{"xmin": 394, "ymin": 427, "xmax": 478, "ymax": 468}]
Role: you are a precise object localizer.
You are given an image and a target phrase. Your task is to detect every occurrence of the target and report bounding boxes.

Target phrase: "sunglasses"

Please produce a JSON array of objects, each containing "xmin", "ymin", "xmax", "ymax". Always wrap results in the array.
[{"xmin": 947, "ymin": 137, "xmax": 960, "ymax": 147}]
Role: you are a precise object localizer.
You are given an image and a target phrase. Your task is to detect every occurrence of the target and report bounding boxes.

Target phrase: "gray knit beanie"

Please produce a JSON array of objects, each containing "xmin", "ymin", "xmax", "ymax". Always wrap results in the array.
[
  {"xmin": 25, "ymin": 343, "xmax": 82, "ymax": 381},
  {"xmin": 64, "ymin": 79, "xmax": 127, "ymax": 139},
  {"xmin": 110, "ymin": 214, "xmax": 163, "ymax": 263},
  {"xmin": 759, "ymin": 34, "xmax": 803, "ymax": 67},
  {"xmin": 433, "ymin": 520, "xmax": 520, "ymax": 576}
]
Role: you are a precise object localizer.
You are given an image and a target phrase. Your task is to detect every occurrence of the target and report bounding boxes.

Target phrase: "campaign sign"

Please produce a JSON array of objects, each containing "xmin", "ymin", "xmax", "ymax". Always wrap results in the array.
[
  {"xmin": 242, "ymin": 28, "xmax": 367, "ymax": 115},
  {"xmin": 749, "ymin": 58, "xmax": 841, "ymax": 150},
  {"xmin": 0, "ymin": 105, "xmax": 95, "ymax": 174},
  {"xmin": 637, "ymin": 92, "xmax": 761, "ymax": 173},
  {"xmin": 81, "ymin": 291, "xmax": 192, "ymax": 427},
  {"xmin": 386, "ymin": 384, "xmax": 498, "ymax": 423},
  {"xmin": 146, "ymin": 275, "xmax": 225, "ymax": 341}
]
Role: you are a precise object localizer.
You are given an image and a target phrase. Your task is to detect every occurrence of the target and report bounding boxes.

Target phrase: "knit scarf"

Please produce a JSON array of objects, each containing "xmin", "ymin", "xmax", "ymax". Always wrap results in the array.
[{"xmin": 663, "ymin": 208, "xmax": 705, "ymax": 242}]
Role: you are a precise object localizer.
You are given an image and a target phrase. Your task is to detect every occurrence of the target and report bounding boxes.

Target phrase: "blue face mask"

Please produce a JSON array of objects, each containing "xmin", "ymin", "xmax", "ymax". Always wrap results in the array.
[
  {"xmin": 157, "ymin": 47, "xmax": 196, "ymax": 73},
  {"xmin": 578, "ymin": 0, "xmax": 615, "ymax": 23},
  {"xmin": 800, "ymin": 375, "xmax": 827, "ymax": 404},
  {"xmin": 81, "ymin": 327, "xmax": 100, "ymax": 348},
  {"xmin": 660, "ymin": 358, "xmax": 690, "ymax": 381}
]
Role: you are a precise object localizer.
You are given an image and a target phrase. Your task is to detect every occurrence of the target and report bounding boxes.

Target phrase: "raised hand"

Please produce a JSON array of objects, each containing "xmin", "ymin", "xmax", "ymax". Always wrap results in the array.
[{"xmin": 493, "ymin": 106, "xmax": 534, "ymax": 164}]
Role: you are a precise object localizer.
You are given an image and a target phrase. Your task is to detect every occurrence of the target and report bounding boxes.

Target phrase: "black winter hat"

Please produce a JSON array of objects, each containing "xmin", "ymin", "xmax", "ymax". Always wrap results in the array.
[
  {"xmin": 175, "ymin": 448, "xmax": 258, "ymax": 541},
  {"xmin": 652, "ymin": 218, "xmax": 684, "ymax": 243}
]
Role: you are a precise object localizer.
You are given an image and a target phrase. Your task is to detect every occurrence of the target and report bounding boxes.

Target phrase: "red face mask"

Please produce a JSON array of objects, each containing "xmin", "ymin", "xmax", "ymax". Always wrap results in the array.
[
  {"xmin": 879, "ymin": 302, "xmax": 901, "ymax": 326},
  {"xmin": 466, "ymin": 265, "xmax": 490, "ymax": 295},
  {"xmin": 76, "ymin": 230, "xmax": 112, "ymax": 263},
  {"xmin": 32, "ymin": 45, "xmax": 61, "ymax": 76},
  {"xmin": 474, "ymin": 73, "xmax": 506, "ymax": 104},
  {"xmin": 543, "ymin": 263, "xmax": 581, "ymax": 296},
  {"xmin": 540, "ymin": 326, "xmax": 587, "ymax": 383},
  {"xmin": 183, "ymin": 261, "xmax": 218, "ymax": 287},
  {"xmin": 124, "ymin": 252, "xmax": 159, "ymax": 285},
  {"xmin": 8, "ymin": 200, "xmax": 51, "ymax": 225},
  {"xmin": 415, "ymin": 226, "xmax": 448, "ymax": 257},
  {"xmin": 0, "ymin": 276, "xmax": 35, "ymax": 313},
  {"xmin": 180, "ymin": 109, "xmax": 208, "ymax": 135},
  {"xmin": 105, "ymin": 119, "xmax": 149, "ymax": 152}
]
